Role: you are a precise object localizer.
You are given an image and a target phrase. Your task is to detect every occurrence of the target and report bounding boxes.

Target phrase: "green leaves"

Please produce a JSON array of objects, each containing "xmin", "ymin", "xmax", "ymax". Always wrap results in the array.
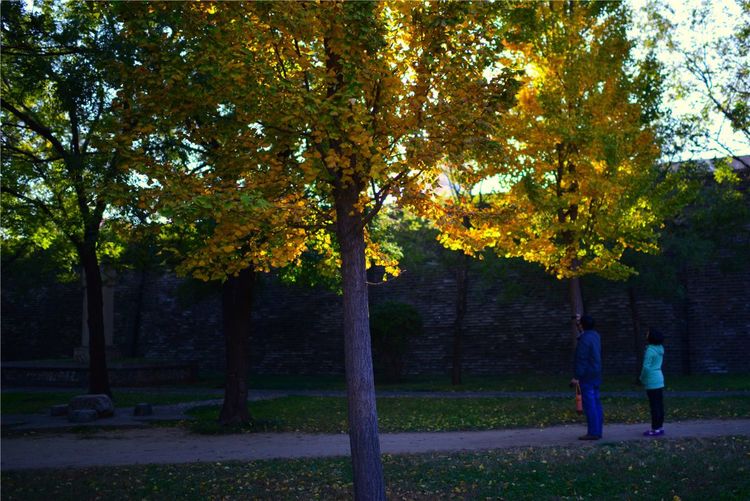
[{"xmin": 1, "ymin": 1, "xmax": 133, "ymax": 271}]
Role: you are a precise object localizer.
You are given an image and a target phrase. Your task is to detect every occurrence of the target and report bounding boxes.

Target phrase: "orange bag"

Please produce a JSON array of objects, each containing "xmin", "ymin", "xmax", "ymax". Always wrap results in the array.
[{"xmin": 575, "ymin": 382, "xmax": 583, "ymax": 414}]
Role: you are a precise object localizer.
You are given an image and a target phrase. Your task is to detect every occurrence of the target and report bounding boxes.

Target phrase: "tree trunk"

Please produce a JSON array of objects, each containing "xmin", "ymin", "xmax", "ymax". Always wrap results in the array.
[
  {"xmin": 680, "ymin": 268, "xmax": 693, "ymax": 375},
  {"xmin": 451, "ymin": 252, "xmax": 469, "ymax": 386},
  {"xmin": 219, "ymin": 267, "xmax": 255, "ymax": 425},
  {"xmin": 627, "ymin": 284, "xmax": 643, "ymax": 382},
  {"xmin": 79, "ymin": 244, "xmax": 111, "ymax": 396},
  {"xmin": 568, "ymin": 276, "xmax": 584, "ymax": 352},
  {"xmin": 335, "ymin": 182, "xmax": 386, "ymax": 501},
  {"xmin": 129, "ymin": 268, "xmax": 148, "ymax": 358}
]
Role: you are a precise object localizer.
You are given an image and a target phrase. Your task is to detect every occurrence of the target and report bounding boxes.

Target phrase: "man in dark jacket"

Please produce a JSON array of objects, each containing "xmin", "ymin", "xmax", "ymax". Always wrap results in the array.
[{"xmin": 570, "ymin": 315, "xmax": 603, "ymax": 440}]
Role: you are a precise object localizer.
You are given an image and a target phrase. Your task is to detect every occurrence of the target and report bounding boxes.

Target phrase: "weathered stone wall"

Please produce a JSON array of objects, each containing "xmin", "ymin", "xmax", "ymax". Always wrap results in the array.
[
  {"xmin": 680, "ymin": 262, "xmax": 750, "ymax": 374},
  {"xmin": 1, "ymin": 259, "xmax": 81, "ymax": 361},
  {"xmin": 115, "ymin": 272, "xmax": 225, "ymax": 369},
  {"xmin": 4, "ymin": 249, "xmax": 747, "ymax": 376}
]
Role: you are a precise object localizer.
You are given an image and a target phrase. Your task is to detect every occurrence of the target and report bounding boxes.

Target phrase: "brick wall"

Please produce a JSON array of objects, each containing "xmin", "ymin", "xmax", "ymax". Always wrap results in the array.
[
  {"xmin": 4, "ymin": 250, "xmax": 747, "ymax": 376},
  {"xmin": 1, "ymin": 261, "xmax": 81, "ymax": 361}
]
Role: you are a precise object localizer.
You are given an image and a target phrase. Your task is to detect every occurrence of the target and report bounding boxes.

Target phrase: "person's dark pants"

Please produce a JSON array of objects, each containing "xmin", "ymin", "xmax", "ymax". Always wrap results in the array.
[
  {"xmin": 580, "ymin": 382, "xmax": 603, "ymax": 437},
  {"xmin": 646, "ymin": 388, "xmax": 665, "ymax": 430}
]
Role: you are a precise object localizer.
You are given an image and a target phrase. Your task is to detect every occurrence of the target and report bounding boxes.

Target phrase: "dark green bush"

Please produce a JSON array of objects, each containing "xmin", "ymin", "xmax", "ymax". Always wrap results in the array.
[{"xmin": 370, "ymin": 301, "xmax": 423, "ymax": 383}]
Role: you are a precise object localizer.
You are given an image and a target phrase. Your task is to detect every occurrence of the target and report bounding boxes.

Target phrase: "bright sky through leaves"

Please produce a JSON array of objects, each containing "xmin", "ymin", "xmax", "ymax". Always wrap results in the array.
[
  {"xmin": 629, "ymin": 0, "xmax": 750, "ymax": 159},
  {"xmin": 21, "ymin": 0, "xmax": 745, "ymax": 160}
]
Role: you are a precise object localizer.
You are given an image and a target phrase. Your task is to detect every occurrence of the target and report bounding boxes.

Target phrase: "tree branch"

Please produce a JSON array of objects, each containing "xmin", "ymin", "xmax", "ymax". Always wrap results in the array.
[
  {"xmin": 1, "ymin": 184, "xmax": 60, "ymax": 225},
  {"xmin": 257, "ymin": 121, "xmax": 306, "ymax": 137},
  {"xmin": 361, "ymin": 168, "xmax": 414, "ymax": 228},
  {"xmin": 2, "ymin": 44, "xmax": 95, "ymax": 57},
  {"xmin": 0, "ymin": 142, "xmax": 62, "ymax": 164},
  {"xmin": 293, "ymin": 38, "xmax": 311, "ymax": 93},
  {"xmin": 82, "ymin": 92, "xmax": 105, "ymax": 153},
  {"xmin": 271, "ymin": 31, "xmax": 288, "ymax": 81},
  {"xmin": 69, "ymin": 103, "xmax": 81, "ymax": 156},
  {"xmin": 1, "ymin": 100, "xmax": 68, "ymax": 156}
]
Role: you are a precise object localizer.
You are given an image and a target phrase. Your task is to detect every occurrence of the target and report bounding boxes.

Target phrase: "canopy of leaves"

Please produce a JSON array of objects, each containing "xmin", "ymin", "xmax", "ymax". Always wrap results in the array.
[
  {"xmin": 117, "ymin": 1, "xmax": 522, "ymax": 282},
  {"xmin": 1, "ymin": 1, "xmax": 131, "ymax": 271}
]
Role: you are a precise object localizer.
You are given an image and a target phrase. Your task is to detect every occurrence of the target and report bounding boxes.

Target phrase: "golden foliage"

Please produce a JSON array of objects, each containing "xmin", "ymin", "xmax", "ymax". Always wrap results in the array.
[
  {"xmin": 424, "ymin": 2, "xmax": 664, "ymax": 281},
  {"xmin": 119, "ymin": 1, "xmax": 521, "ymax": 280}
]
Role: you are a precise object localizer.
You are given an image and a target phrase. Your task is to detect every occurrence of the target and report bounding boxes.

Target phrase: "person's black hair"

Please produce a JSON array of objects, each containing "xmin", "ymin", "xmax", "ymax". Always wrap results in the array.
[
  {"xmin": 647, "ymin": 328, "xmax": 664, "ymax": 345},
  {"xmin": 580, "ymin": 315, "xmax": 595, "ymax": 330}
]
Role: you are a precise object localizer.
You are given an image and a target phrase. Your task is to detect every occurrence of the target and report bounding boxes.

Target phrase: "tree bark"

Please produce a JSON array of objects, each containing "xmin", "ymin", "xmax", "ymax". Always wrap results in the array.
[
  {"xmin": 129, "ymin": 268, "xmax": 148, "ymax": 358},
  {"xmin": 79, "ymin": 244, "xmax": 111, "ymax": 396},
  {"xmin": 628, "ymin": 284, "xmax": 643, "ymax": 381},
  {"xmin": 568, "ymin": 276, "xmax": 584, "ymax": 352},
  {"xmin": 335, "ymin": 182, "xmax": 386, "ymax": 501},
  {"xmin": 219, "ymin": 266, "xmax": 255, "ymax": 425},
  {"xmin": 680, "ymin": 267, "xmax": 693, "ymax": 375},
  {"xmin": 451, "ymin": 252, "xmax": 469, "ymax": 386}
]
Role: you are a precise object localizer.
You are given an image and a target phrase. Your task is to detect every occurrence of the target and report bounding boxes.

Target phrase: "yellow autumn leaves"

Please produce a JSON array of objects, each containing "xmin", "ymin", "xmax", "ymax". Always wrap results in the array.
[{"xmin": 422, "ymin": 2, "xmax": 667, "ymax": 282}]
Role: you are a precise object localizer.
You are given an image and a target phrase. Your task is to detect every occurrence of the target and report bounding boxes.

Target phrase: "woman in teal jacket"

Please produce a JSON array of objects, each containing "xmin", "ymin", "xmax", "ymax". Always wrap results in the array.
[{"xmin": 639, "ymin": 328, "xmax": 665, "ymax": 436}]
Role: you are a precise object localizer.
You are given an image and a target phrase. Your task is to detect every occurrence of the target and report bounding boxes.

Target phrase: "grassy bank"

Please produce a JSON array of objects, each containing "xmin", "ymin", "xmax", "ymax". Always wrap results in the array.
[{"xmin": 3, "ymin": 436, "xmax": 748, "ymax": 500}]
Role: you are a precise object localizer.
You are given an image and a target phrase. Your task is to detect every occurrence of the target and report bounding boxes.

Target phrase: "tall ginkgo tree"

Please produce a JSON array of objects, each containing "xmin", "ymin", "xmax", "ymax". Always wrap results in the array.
[
  {"xmin": 432, "ymin": 1, "xmax": 674, "ymax": 347},
  {"xmin": 114, "ymin": 6, "xmax": 313, "ymax": 425},
  {"xmin": 142, "ymin": 149, "xmax": 312, "ymax": 426},
  {"xmin": 120, "ymin": 2, "xmax": 520, "ymax": 498}
]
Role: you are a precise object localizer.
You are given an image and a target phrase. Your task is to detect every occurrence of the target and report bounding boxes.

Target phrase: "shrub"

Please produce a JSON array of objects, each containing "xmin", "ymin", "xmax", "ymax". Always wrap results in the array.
[{"xmin": 370, "ymin": 301, "xmax": 423, "ymax": 383}]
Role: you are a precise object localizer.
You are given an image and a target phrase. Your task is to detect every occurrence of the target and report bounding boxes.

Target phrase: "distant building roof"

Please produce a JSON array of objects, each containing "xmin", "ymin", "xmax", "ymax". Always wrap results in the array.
[{"xmin": 676, "ymin": 155, "xmax": 750, "ymax": 171}]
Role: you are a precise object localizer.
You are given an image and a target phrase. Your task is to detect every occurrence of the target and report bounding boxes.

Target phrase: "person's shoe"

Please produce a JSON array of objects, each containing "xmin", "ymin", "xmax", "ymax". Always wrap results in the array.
[
  {"xmin": 643, "ymin": 429, "xmax": 665, "ymax": 437},
  {"xmin": 578, "ymin": 434, "xmax": 601, "ymax": 440}
]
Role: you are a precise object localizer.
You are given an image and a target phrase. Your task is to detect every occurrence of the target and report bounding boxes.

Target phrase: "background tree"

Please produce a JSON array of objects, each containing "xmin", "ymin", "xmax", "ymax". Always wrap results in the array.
[
  {"xmin": 644, "ymin": 0, "xmax": 750, "ymax": 162},
  {"xmin": 115, "ymin": 5, "xmax": 313, "ymax": 425},
  {"xmin": 433, "ymin": 167, "xmax": 508, "ymax": 385},
  {"xmin": 431, "ymin": 1, "xmax": 675, "ymax": 350},
  {"xmin": 385, "ymin": 202, "xmax": 521, "ymax": 387},
  {"xmin": 1, "ymin": 2, "xmax": 131, "ymax": 395},
  {"xmin": 623, "ymin": 160, "xmax": 750, "ymax": 374},
  {"xmin": 683, "ymin": 0, "xmax": 749, "ymax": 163}
]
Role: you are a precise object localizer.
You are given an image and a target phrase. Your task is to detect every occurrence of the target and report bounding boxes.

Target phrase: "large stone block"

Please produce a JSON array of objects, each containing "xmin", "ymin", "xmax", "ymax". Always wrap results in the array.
[
  {"xmin": 69, "ymin": 394, "xmax": 114, "ymax": 417},
  {"xmin": 68, "ymin": 409, "xmax": 98, "ymax": 423},
  {"xmin": 50, "ymin": 404, "xmax": 69, "ymax": 416},
  {"xmin": 133, "ymin": 403, "xmax": 153, "ymax": 416}
]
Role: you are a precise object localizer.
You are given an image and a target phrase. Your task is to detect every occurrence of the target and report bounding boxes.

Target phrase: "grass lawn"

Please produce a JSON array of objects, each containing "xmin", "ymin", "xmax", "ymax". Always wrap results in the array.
[
  {"xmin": 187, "ymin": 395, "xmax": 750, "ymax": 434},
  {"xmin": 2, "ymin": 436, "xmax": 748, "ymax": 500},
  {"xmin": 2, "ymin": 373, "xmax": 747, "ymax": 416},
  {"xmin": 246, "ymin": 373, "xmax": 750, "ymax": 392}
]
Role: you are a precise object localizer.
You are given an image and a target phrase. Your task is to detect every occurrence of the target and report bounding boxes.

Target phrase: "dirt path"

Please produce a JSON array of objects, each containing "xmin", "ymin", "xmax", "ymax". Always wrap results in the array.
[{"xmin": 2, "ymin": 419, "xmax": 749, "ymax": 471}]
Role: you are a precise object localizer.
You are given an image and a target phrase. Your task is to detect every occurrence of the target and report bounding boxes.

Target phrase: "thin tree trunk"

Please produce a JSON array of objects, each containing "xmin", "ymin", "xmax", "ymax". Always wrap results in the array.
[
  {"xmin": 219, "ymin": 267, "xmax": 255, "ymax": 425},
  {"xmin": 628, "ymin": 284, "xmax": 643, "ymax": 382},
  {"xmin": 451, "ymin": 252, "xmax": 469, "ymax": 386},
  {"xmin": 335, "ymin": 182, "xmax": 386, "ymax": 501},
  {"xmin": 568, "ymin": 276, "xmax": 584, "ymax": 352},
  {"xmin": 556, "ymin": 141, "xmax": 582, "ymax": 353},
  {"xmin": 79, "ymin": 244, "xmax": 111, "ymax": 396},
  {"xmin": 680, "ymin": 268, "xmax": 693, "ymax": 375},
  {"xmin": 129, "ymin": 268, "xmax": 148, "ymax": 358}
]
